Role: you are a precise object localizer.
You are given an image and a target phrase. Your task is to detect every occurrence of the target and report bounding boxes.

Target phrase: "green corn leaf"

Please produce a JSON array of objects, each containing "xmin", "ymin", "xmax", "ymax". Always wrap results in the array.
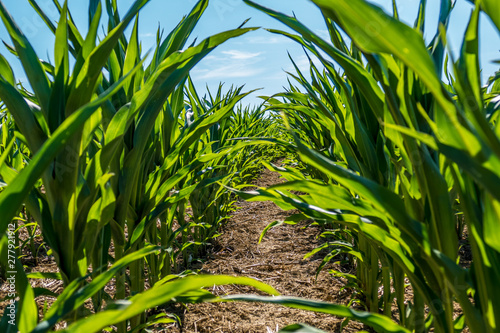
[
  {"xmin": 64, "ymin": 6, "xmax": 84, "ymax": 56},
  {"xmin": 82, "ymin": 1, "xmax": 102, "ymax": 60},
  {"xmin": 60, "ymin": 275, "xmax": 278, "ymax": 333},
  {"xmin": 155, "ymin": 0, "xmax": 209, "ymax": 63},
  {"xmin": 428, "ymin": 0, "xmax": 452, "ymax": 78},
  {"xmin": 293, "ymin": 137, "xmax": 429, "ymax": 253},
  {"xmin": 54, "ymin": 1, "xmax": 69, "ymax": 77},
  {"xmin": 46, "ymin": 1, "xmax": 69, "ymax": 134},
  {"xmin": 123, "ymin": 15, "xmax": 140, "ymax": 94},
  {"xmin": 0, "ymin": 77, "xmax": 47, "ymax": 153},
  {"xmin": 128, "ymin": 158, "xmax": 223, "ymax": 247},
  {"xmin": 0, "ymin": 136, "xmax": 16, "ymax": 171},
  {"xmin": 33, "ymin": 245, "xmax": 160, "ymax": 332},
  {"xmin": 86, "ymin": 173, "xmax": 116, "ymax": 229},
  {"xmin": 26, "ymin": 272, "xmax": 62, "ymax": 280},
  {"xmin": 66, "ymin": 0, "xmax": 149, "ymax": 113},
  {"xmin": 129, "ymin": 314, "xmax": 177, "ymax": 333},
  {"xmin": 0, "ymin": 57, "xmax": 144, "ymax": 238},
  {"xmin": 88, "ymin": 0, "xmax": 100, "ymax": 27},
  {"xmin": 437, "ymin": 141, "xmax": 500, "ymax": 201},
  {"xmin": 483, "ymin": 193, "xmax": 500, "ymax": 252},
  {"xmin": 481, "ymin": 0, "xmax": 500, "ymax": 32},
  {"xmin": 431, "ymin": 249, "xmax": 485, "ymax": 332},
  {"xmin": 0, "ymin": 2, "xmax": 51, "ymax": 118},
  {"xmin": 311, "ymin": 0, "xmax": 483, "ymax": 154},
  {"xmin": 313, "ymin": 0, "xmax": 437, "ymax": 91},
  {"xmin": 27, "ymin": 0, "xmax": 57, "ymax": 34},
  {"xmin": 0, "ymin": 53, "xmax": 15, "ymax": 85},
  {"xmin": 107, "ymin": 48, "xmax": 121, "ymax": 83},
  {"xmin": 279, "ymin": 323, "xmax": 327, "ymax": 333},
  {"xmin": 455, "ymin": 3, "xmax": 500, "ymax": 158},
  {"xmin": 413, "ymin": 0, "xmax": 426, "ymax": 32}
]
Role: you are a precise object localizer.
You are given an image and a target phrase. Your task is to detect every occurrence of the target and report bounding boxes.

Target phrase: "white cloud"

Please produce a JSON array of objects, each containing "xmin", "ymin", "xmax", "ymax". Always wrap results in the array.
[
  {"xmin": 191, "ymin": 65, "xmax": 264, "ymax": 79},
  {"xmin": 203, "ymin": 55, "xmax": 218, "ymax": 60},
  {"xmin": 139, "ymin": 32, "xmax": 154, "ymax": 38},
  {"xmin": 260, "ymin": 70, "xmax": 288, "ymax": 82},
  {"xmin": 221, "ymin": 50, "xmax": 263, "ymax": 60},
  {"xmin": 190, "ymin": 49, "xmax": 265, "ymax": 80},
  {"xmin": 244, "ymin": 35, "xmax": 291, "ymax": 45}
]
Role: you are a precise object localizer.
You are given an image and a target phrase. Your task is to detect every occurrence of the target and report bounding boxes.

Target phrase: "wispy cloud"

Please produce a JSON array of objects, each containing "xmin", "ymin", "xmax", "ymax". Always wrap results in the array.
[
  {"xmin": 244, "ymin": 36, "xmax": 291, "ymax": 45},
  {"xmin": 191, "ymin": 66, "xmax": 264, "ymax": 80},
  {"xmin": 260, "ymin": 70, "xmax": 288, "ymax": 82},
  {"xmin": 139, "ymin": 32, "xmax": 154, "ymax": 38},
  {"xmin": 191, "ymin": 49, "xmax": 265, "ymax": 80},
  {"xmin": 221, "ymin": 50, "xmax": 262, "ymax": 60}
]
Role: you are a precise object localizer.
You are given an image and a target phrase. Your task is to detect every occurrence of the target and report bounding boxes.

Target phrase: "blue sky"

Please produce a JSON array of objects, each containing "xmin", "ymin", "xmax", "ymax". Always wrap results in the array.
[{"xmin": 1, "ymin": 0, "xmax": 499, "ymax": 106}]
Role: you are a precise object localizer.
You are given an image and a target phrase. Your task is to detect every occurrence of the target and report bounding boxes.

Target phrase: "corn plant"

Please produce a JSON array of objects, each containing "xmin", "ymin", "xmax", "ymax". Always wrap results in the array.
[
  {"xmin": 228, "ymin": 0, "xmax": 500, "ymax": 332},
  {"xmin": 183, "ymin": 82, "xmax": 260, "ymax": 257},
  {"xmin": 0, "ymin": 0, "xmax": 267, "ymax": 331}
]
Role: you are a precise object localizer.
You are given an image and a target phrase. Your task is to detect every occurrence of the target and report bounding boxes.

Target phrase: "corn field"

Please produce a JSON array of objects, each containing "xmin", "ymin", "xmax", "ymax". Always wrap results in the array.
[{"xmin": 0, "ymin": 0, "xmax": 499, "ymax": 332}]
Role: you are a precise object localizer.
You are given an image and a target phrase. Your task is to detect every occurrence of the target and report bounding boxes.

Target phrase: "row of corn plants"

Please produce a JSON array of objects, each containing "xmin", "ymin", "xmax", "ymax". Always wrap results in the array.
[
  {"xmin": 0, "ymin": 0, "xmax": 282, "ymax": 331},
  {"xmin": 2, "ymin": 0, "xmax": 498, "ymax": 332},
  {"xmin": 184, "ymin": 81, "xmax": 280, "ymax": 260},
  {"xmin": 225, "ymin": 0, "xmax": 500, "ymax": 332}
]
